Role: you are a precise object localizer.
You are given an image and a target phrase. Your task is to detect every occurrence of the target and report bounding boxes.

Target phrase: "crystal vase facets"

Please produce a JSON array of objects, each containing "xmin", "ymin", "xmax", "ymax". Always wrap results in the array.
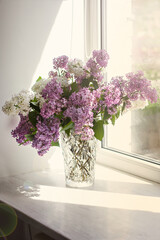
[{"xmin": 60, "ymin": 131, "xmax": 96, "ymax": 188}]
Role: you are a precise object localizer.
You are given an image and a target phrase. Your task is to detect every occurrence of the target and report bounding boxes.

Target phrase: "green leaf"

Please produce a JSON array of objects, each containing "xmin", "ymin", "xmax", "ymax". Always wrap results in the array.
[
  {"xmin": 14, "ymin": 104, "xmax": 20, "ymax": 108},
  {"xmin": 51, "ymin": 141, "xmax": 60, "ymax": 147},
  {"xmin": 62, "ymin": 87, "xmax": 70, "ymax": 99},
  {"xmin": 92, "ymin": 80, "xmax": 99, "ymax": 89},
  {"xmin": 29, "ymin": 111, "xmax": 38, "ymax": 127},
  {"xmin": 61, "ymin": 121, "xmax": 74, "ymax": 131},
  {"xmin": 65, "ymin": 128, "xmax": 71, "ymax": 136},
  {"xmin": 71, "ymin": 82, "xmax": 79, "ymax": 93},
  {"xmin": 81, "ymin": 78, "xmax": 91, "ymax": 87},
  {"xmin": 104, "ymin": 119, "xmax": 109, "ymax": 125},
  {"xmin": 103, "ymin": 107, "xmax": 111, "ymax": 120},
  {"xmin": 111, "ymin": 115, "xmax": 116, "ymax": 125},
  {"xmin": 121, "ymin": 102, "xmax": 126, "ymax": 114},
  {"xmin": 25, "ymin": 134, "xmax": 34, "ymax": 141},
  {"xmin": 30, "ymin": 96, "xmax": 38, "ymax": 103},
  {"xmin": 55, "ymin": 112, "xmax": 64, "ymax": 120},
  {"xmin": 93, "ymin": 120, "xmax": 104, "ymax": 141},
  {"xmin": 36, "ymin": 76, "xmax": 42, "ymax": 82},
  {"xmin": 31, "ymin": 130, "xmax": 37, "ymax": 135},
  {"xmin": 115, "ymin": 109, "xmax": 120, "ymax": 119},
  {"xmin": 30, "ymin": 102, "xmax": 40, "ymax": 113}
]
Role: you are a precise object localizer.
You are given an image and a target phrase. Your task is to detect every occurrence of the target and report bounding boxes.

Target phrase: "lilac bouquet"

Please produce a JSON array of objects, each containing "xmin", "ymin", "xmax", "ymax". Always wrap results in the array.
[{"xmin": 2, "ymin": 50, "xmax": 158, "ymax": 156}]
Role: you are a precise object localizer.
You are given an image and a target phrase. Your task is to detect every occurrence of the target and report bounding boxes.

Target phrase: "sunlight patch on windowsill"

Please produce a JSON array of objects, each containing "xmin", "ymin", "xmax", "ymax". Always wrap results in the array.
[{"xmin": 29, "ymin": 185, "xmax": 160, "ymax": 213}]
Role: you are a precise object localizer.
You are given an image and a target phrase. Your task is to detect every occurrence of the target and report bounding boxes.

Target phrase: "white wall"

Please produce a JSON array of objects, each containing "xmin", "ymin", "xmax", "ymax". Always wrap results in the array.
[{"xmin": 0, "ymin": 0, "xmax": 84, "ymax": 177}]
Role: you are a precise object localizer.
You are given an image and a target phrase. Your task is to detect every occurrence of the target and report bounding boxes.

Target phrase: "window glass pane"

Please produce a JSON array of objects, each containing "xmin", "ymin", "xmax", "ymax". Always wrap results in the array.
[{"xmin": 103, "ymin": 0, "xmax": 160, "ymax": 163}]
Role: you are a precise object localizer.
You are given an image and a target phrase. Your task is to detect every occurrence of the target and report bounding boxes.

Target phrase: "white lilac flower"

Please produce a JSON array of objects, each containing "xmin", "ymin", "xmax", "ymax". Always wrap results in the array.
[
  {"xmin": 68, "ymin": 59, "xmax": 84, "ymax": 77},
  {"xmin": 2, "ymin": 90, "xmax": 32, "ymax": 116},
  {"xmin": 31, "ymin": 78, "xmax": 51, "ymax": 94},
  {"xmin": 13, "ymin": 90, "xmax": 32, "ymax": 116},
  {"xmin": 2, "ymin": 100, "xmax": 19, "ymax": 116},
  {"xmin": 130, "ymin": 99, "xmax": 148, "ymax": 111},
  {"xmin": 56, "ymin": 76, "xmax": 70, "ymax": 87},
  {"xmin": 35, "ymin": 93, "xmax": 45, "ymax": 108}
]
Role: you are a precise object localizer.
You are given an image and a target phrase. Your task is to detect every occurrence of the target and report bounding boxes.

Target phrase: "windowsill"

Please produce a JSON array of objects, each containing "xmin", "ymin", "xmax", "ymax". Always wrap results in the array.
[
  {"xmin": 97, "ymin": 147, "xmax": 160, "ymax": 184},
  {"xmin": 0, "ymin": 161, "xmax": 160, "ymax": 240}
]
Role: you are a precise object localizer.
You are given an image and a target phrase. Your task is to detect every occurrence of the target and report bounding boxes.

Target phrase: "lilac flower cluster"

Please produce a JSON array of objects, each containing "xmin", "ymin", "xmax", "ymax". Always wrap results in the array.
[
  {"xmin": 125, "ymin": 71, "xmax": 157, "ymax": 104},
  {"xmin": 93, "ymin": 50, "xmax": 109, "ymax": 67},
  {"xmin": 110, "ymin": 71, "xmax": 158, "ymax": 109},
  {"xmin": 53, "ymin": 55, "xmax": 68, "ymax": 70},
  {"xmin": 103, "ymin": 85, "xmax": 122, "ymax": 115},
  {"xmin": 11, "ymin": 114, "xmax": 33, "ymax": 145},
  {"xmin": 32, "ymin": 116, "xmax": 60, "ymax": 156},
  {"xmin": 68, "ymin": 88, "xmax": 95, "ymax": 108},
  {"xmin": 3, "ymin": 49, "xmax": 158, "ymax": 156},
  {"xmin": 92, "ymin": 70, "xmax": 158, "ymax": 117},
  {"xmin": 86, "ymin": 49, "xmax": 109, "ymax": 81},
  {"xmin": 41, "ymin": 78, "xmax": 67, "ymax": 118},
  {"xmin": 64, "ymin": 88, "xmax": 95, "ymax": 140}
]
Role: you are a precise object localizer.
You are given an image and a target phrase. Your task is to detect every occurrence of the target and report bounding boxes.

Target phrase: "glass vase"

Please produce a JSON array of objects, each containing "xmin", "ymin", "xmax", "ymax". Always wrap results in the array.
[{"xmin": 60, "ymin": 131, "xmax": 96, "ymax": 188}]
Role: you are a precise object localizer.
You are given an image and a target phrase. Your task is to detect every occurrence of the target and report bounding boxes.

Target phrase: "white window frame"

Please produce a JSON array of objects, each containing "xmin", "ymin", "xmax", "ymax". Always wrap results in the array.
[
  {"xmin": 97, "ymin": 148, "xmax": 160, "ymax": 183},
  {"xmin": 85, "ymin": 0, "xmax": 160, "ymax": 183}
]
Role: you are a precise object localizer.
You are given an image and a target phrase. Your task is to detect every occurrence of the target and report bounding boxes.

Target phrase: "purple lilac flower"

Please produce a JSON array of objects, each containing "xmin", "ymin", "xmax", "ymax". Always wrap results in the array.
[
  {"xmin": 64, "ymin": 88, "xmax": 95, "ymax": 139},
  {"xmin": 92, "ymin": 88, "xmax": 102, "ymax": 111},
  {"xmin": 40, "ymin": 101, "xmax": 57, "ymax": 119},
  {"xmin": 93, "ymin": 84, "xmax": 122, "ymax": 116},
  {"xmin": 42, "ymin": 78, "xmax": 63, "ymax": 100},
  {"xmin": 7, "ymin": 52, "xmax": 159, "ymax": 157},
  {"xmin": 11, "ymin": 114, "xmax": 32, "ymax": 145},
  {"xmin": 86, "ymin": 58, "xmax": 102, "ymax": 80},
  {"xmin": 48, "ymin": 71, "xmax": 57, "ymax": 78},
  {"xmin": 86, "ymin": 58, "xmax": 100, "ymax": 73},
  {"xmin": 68, "ymin": 88, "xmax": 95, "ymax": 108},
  {"xmin": 41, "ymin": 78, "xmax": 66, "ymax": 118},
  {"xmin": 145, "ymin": 88, "xmax": 157, "ymax": 103},
  {"xmin": 96, "ymin": 74, "xmax": 104, "ymax": 82},
  {"xmin": 64, "ymin": 88, "xmax": 95, "ymax": 136},
  {"xmin": 86, "ymin": 50, "xmax": 109, "ymax": 81},
  {"xmin": 32, "ymin": 116, "xmax": 60, "ymax": 156},
  {"xmin": 92, "ymin": 49, "xmax": 109, "ymax": 67},
  {"xmin": 125, "ymin": 71, "xmax": 158, "ymax": 103},
  {"xmin": 125, "ymin": 100, "xmax": 132, "ymax": 109},
  {"xmin": 104, "ymin": 85, "xmax": 121, "ymax": 108},
  {"xmin": 53, "ymin": 55, "xmax": 68, "ymax": 69},
  {"xmin": 80, "ymin": 127, "xmax": 94, "ymax": 141},
  {"xmin": 110, "ymin": 76, "xmax": 127, "ymax": 96},
  {"xmin": 65, "ymin": 72, "xmax": 71, "ymax": 78},
  {"xmin": 65, "ymin": 106, "xmax": 93, "ymax": 131}
]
